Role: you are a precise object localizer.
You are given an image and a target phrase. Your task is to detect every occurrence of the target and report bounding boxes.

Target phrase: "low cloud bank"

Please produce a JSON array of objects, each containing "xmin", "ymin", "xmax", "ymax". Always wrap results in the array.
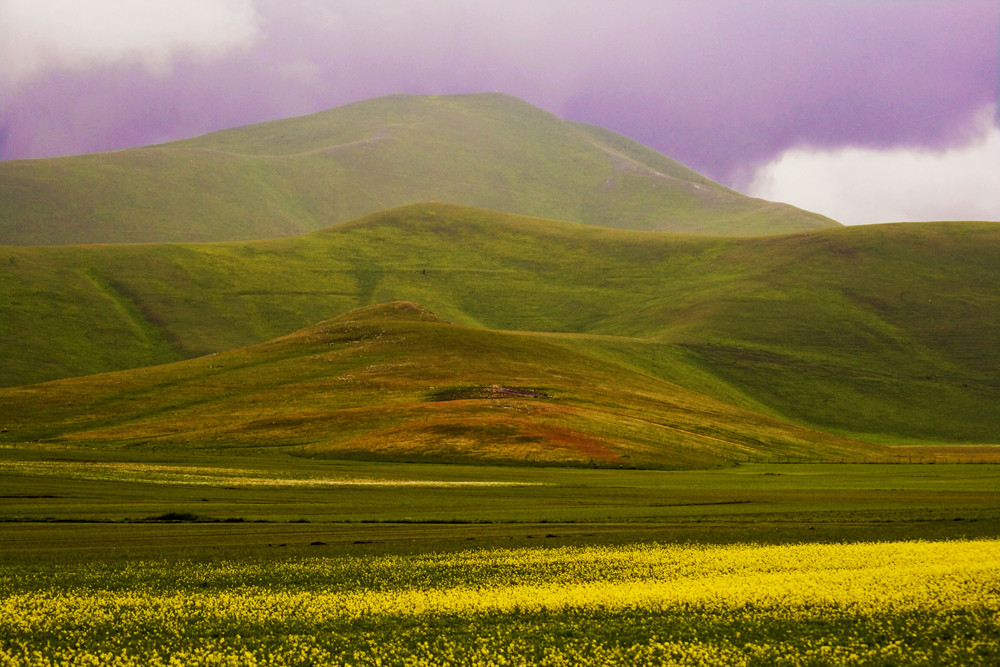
[{"xmin": 747, "ymin": 107, "xmax": 1000, "ymax": 225}]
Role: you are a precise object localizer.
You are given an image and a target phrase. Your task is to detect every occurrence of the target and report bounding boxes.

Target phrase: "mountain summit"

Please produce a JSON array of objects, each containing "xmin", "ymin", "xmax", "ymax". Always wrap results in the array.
[{"xmin": 0, "ymin": 93, "xmax": 836, "ymax": 245}]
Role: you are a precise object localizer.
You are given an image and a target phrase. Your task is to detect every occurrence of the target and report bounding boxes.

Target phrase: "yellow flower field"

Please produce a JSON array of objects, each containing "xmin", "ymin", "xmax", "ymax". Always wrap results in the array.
[{"xmin": 1, "ymin": 539, "xmax": 998, "ymax": 665}]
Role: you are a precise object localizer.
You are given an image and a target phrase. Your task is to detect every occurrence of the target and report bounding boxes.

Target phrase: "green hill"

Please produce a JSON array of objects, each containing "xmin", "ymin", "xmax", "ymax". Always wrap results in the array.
[
  {"xmin": 0, "ymin": 301, "xmax": 877, "ymax": 467},
  {"xmin": 0, "ymin": 93, "xmax": 835, "ymax": 245},
  {"xmin": 0, "ymin": 204, "xmax": 997, "ymax": 447}
]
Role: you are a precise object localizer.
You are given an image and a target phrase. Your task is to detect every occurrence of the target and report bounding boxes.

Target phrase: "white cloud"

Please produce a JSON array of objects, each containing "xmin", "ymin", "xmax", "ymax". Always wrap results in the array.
[
  {"xmin": 0, "ymin": 0, "xmax": 259, "ymax": 85},
  {"xmin": 747, "ymin": 108, "xmax": 1000, "ymax": 225}
]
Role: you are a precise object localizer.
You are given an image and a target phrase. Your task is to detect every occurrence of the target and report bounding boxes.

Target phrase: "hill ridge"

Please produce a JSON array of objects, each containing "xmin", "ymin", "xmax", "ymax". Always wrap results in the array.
[
  {"xmin": 0, "ymin": 204, "xmax": 997, "ymax": 447},
  {"xmin": 0, "ymin": 300, "xmax": 879, "ymax": 468}
]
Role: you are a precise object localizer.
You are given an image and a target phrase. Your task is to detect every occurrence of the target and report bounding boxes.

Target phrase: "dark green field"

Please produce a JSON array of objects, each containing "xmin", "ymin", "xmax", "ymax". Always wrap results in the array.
[{"xmin": 2, "ymin": 447, "xmax": 998, "ymax": 564}]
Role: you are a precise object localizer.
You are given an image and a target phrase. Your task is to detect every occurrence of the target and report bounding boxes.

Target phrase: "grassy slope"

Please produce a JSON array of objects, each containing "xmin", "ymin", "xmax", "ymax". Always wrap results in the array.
[
  {"xmin": 0, "ymin": 93, "xmax": 835, "ymax": 245},
  {"xmin": 0, "ymin": 302, "xmax": 875, "ymax": 467},
  {"xmin": 0, "ymin": 204, "xmax": 997, "ymax": 446},
  {"xmin": 677, "ymin": 223, "xmax": 1000, "ymax": 444}
]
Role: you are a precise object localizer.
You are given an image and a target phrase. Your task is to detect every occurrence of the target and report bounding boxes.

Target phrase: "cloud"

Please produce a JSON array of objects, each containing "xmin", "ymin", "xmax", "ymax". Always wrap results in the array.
[
  {"xmin": 0, "ymin": 0, "xmax": 259, "ymax": 85},
  {"xmin": 555, "ymin": 1, "xmax": 998, "ymax": 177},
  {"xmin": 746, "ymin": 108, "xmax": 1000, "ymax": 225},
  {"xmin": 0, "ymin": 0, "xmax": 996, "ymax": 205}
]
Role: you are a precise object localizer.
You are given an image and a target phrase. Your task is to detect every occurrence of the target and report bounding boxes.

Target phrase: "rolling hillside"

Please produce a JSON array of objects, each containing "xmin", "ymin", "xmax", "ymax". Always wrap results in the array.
[
  {"xmin": 0, "ymin": 93, "xmax": 835, "ymax": 245},
  {"xmin": 1, "ymin": 204, "xmax": 997, "ymax": 446},
  {"xmin": 0, "ymin": 302, "xmax": 878, "ymax": 468}
]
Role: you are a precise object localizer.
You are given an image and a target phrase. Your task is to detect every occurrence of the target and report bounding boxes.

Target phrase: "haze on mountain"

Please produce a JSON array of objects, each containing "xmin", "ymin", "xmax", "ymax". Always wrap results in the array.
[{"xmin": 0, "ymin": 93, "xmax": 835, "ymax": 245}]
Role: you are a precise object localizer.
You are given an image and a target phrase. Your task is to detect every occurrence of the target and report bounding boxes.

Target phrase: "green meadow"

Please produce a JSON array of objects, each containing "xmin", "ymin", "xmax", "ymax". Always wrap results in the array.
[{"xmin": 2, "ymin": 449, "xmax": 999, "ymax": 563}]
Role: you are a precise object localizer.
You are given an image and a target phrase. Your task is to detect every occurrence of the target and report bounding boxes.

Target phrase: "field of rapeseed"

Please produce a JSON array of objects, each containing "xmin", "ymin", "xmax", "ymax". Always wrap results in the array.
[{"xmin": 2, "ymin": 539, "xmax": 998, "ymax": 666}]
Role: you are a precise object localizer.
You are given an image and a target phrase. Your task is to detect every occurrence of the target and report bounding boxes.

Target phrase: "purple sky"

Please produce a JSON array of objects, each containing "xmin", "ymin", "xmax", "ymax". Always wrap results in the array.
[{"xmin": 2, "ymin": 0, "xmax": 998, "ymax": 224}]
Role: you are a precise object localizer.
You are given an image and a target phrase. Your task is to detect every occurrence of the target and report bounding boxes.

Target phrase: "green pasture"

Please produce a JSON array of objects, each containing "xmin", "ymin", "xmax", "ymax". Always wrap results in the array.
[{"xmin": 2, "ymin": 448, "xmax": 998, "ymax": 564}]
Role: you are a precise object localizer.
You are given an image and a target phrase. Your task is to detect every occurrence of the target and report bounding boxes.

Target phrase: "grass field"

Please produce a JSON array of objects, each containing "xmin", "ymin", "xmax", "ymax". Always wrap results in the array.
[
  {"xmin": 2, "ymin": 448, "xmax": 999, "ymax": 664},
  {"xmin": 2, "ymin": 449, "xmax": 999, "ymax": 561}
]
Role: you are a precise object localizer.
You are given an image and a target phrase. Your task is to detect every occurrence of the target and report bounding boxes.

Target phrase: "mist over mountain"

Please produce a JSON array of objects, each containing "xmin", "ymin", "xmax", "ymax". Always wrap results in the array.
[{"xmin": 0, "ymin": 93, "xmax": 836, "ymax": 245}]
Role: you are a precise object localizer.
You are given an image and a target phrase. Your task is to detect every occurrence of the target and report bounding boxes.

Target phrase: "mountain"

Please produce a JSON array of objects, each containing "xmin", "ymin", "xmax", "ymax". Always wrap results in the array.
[
  {"xmin": 0, "ymin": 301, "xmax": 878, "ymax": 468},
  {"xmin": 0, "ymin": 93, "xmax": 835, "ymax": 245},
  {"xmin": 1, "ymin": 204, "xmax": 997, "ymax": 446}
]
